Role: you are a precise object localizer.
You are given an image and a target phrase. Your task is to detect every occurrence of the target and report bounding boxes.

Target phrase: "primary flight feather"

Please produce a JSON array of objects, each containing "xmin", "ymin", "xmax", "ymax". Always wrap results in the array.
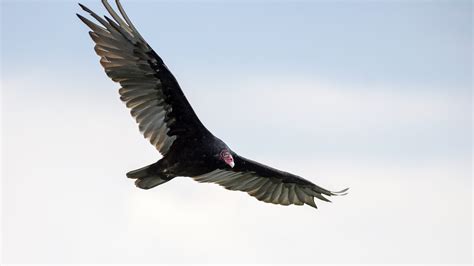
[{"xmin": 77, "ymin": 0, "xmax": 348, "ymax": 209}]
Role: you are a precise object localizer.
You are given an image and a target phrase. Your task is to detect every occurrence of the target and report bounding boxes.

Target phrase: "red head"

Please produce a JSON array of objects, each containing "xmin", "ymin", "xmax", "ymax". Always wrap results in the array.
[{"xmin": 220, "ymin": 149, "xmax": 235, "ymax": 168}]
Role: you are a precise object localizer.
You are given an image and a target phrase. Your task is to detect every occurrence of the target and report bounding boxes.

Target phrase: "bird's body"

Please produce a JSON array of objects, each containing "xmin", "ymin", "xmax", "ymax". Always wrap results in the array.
[
  {"xmin": 78, "ymin": 0, "xmax": 348, "ymax": 209},
  {"xmin": 133, "ymin": 134, "xmax": 230, "ymax": 182}
]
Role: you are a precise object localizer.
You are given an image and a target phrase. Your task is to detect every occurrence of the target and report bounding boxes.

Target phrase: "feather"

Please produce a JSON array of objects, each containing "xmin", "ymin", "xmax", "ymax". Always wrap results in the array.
[{"xmin": 78, "ymin": 1, "xmax": 348, "ymax": 208}]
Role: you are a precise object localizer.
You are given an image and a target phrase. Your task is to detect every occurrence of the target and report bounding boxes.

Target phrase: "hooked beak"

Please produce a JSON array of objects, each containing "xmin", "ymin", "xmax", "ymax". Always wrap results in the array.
[{"xmin": 228, "ymin": 161, "xmax": 235, "ymax": 168}]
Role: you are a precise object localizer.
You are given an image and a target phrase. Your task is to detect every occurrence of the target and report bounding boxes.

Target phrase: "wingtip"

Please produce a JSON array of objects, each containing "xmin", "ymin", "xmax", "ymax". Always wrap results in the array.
[
  {"xmin": 78, "ymin": 2, "xmax": 92, "ymax": 13},
  {"xmin": 332, "ymin": 187, "xmax": 350, "ymax": 196},
  {"xmin": 101, "ymin": 0, "xmax": 112, "ymax": 11},
  {"xmin": 76, "ymin": 13, "xmax": 93, "ymax": 31},
  {"xmin": 76, "ymin": 13, "xmax": 90, "ymax": 26}
]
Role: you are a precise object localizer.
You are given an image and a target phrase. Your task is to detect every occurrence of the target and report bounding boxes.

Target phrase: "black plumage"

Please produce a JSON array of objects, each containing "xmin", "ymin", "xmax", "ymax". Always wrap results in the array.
[{"xmin": 78, "ymin": 0, "xmax": 348, "ymax": 209}]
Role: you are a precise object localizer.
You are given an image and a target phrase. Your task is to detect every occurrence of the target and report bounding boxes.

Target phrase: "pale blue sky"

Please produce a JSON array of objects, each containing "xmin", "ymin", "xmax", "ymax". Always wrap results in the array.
[
  {"xmin": 2, "ymin": 1, "xmax": 472, "ymax": 87},
  {"xmin": 2, "ymin": 1, "xmax": 472, "ymax": 88},
  {"xmin": 1, "ymin": 0, "xmax": 472, "ymax": 264},
  {"xmin": 2, "ymin": 0, "xmax": 472, "ymax": 161}
]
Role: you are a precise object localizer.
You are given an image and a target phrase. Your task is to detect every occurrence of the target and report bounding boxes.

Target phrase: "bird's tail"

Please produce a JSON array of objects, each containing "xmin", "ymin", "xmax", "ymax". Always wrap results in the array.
[{"xmin": 126, "ymin": 163, "xmax": 172, "ymax": 189}]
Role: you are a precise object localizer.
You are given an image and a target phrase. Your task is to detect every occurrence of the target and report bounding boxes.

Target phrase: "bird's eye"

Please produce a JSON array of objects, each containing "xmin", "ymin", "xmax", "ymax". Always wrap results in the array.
[{"xmin": 220, "ymin": 150, "xmax": 231, "ymax": 158}]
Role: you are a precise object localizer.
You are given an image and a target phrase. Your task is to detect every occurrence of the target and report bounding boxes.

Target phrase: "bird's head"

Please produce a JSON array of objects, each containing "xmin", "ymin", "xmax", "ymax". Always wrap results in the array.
[{"xmin": 220, "ymin": 149, "xmax": 235, "ymax": 168}]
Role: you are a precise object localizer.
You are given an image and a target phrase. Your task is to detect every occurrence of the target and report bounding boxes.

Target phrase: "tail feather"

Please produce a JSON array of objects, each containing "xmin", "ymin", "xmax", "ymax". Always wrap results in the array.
[
  {"xmin": 126, "ymin": 164, "xmax": 154, "ymax": 179},
  {"xmin": 126, "ymin": 163, "xmax": 172, "ymax": 190},
  {"xmin": 134, "ymin": 176, "xmax": 170, "ymax": 189}
]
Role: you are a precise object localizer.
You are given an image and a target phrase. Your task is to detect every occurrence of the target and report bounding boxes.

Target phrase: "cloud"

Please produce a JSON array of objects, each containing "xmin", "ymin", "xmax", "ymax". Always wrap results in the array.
[
  {"xmin": 2, "ymin": 72, "xmax": 471, "ymax": 264},
  {"xmin": 186, "ymin": 75, "xmax": 470, "ymax": 131}
]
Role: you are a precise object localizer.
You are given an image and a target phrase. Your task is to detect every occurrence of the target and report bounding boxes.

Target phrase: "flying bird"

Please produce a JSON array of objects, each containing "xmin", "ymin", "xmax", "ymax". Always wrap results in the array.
[{"xmin": 77, "ymin": 0, "xmax": 348, "ymax": 209}]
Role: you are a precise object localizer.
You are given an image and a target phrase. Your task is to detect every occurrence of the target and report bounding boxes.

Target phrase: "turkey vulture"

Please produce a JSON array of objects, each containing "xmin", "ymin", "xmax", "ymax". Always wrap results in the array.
[{"xmin": 77, "ymin": 0, "xmax": 348, "ymax": 208}]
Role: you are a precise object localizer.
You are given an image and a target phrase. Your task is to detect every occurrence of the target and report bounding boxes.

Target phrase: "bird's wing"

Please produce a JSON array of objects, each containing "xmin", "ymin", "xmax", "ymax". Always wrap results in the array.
[
  {"xmin": 77, "ymin": 1, "xmax": 210, "ymax": 155},
  {"xmin": 192, "ymin": 155, "xmax": 348, "ymax": 208}
]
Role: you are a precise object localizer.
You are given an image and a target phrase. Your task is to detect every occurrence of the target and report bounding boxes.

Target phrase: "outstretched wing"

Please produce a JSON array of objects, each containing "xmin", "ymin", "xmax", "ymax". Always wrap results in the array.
[
  {"xmin": 192, "ymin": 155, "xmax": 348, "ymax": 208},
  {"xmin": 77, "ymin": 0, "xmax": 210, "ymax": 155}
]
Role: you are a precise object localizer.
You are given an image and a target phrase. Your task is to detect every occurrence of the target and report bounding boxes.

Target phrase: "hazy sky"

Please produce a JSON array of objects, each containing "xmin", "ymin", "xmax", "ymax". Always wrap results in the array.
[{"xmin": 1, "ymin": 0, "xmax": 472, "ymax": 264}]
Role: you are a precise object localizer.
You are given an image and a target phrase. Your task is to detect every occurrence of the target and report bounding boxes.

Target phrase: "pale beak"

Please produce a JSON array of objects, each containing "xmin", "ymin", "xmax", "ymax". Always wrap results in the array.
[{"xmin": 221, "ymin": 150, "xmax": 235, "ymax": 168}]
